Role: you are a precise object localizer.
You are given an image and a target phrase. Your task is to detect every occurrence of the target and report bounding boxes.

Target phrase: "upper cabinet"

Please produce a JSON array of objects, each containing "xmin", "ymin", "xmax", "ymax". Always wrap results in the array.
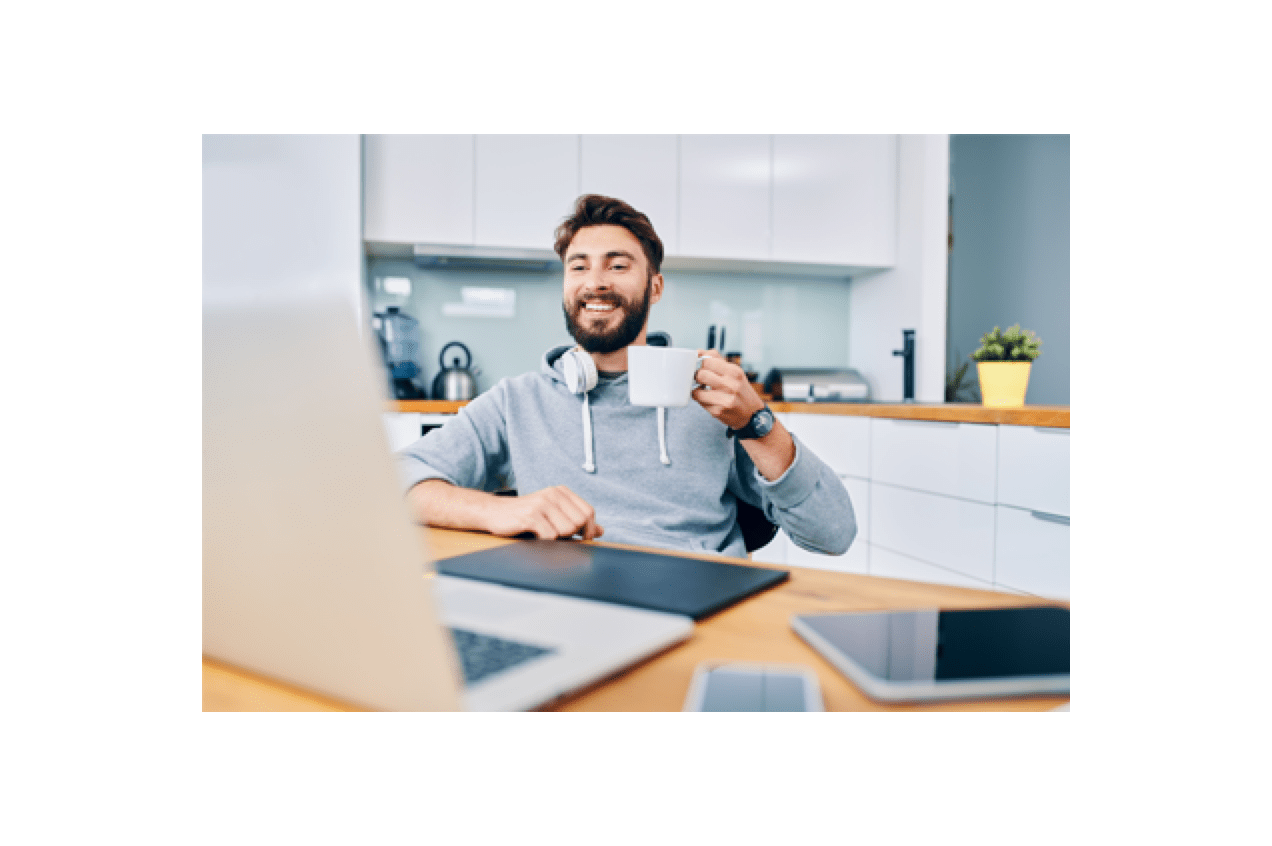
[
  {"xmin": 678, "ymin": 135, "xmax": 772, "ymax": 261},
  {"xmin": 580, "ymin": 135, "xmax": 679, "ymax": 255},
  {"xmin": 364, "ymin": 134, "xmax": 474, "ymax": 246},
  {"xmin": 772, "ymin": 135, "xmax": 897, "ymax": 267},
  {"xmin": 474, "ymin": 135, "xmax": 578, "ymax": 250},
  {"xmin": 363, "ymin": 134, "xmax": 899, "ymax": 271}
]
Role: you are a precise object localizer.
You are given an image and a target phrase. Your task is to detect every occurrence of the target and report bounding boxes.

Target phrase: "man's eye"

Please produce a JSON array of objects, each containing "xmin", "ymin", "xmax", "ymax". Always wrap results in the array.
[
  {"xmin": 610, "ymin": 263, "xmax": 628, "ymax": 271},
  {"xmin": 570, "ymin": 265, "xmax": 585, "ymax": 272}
]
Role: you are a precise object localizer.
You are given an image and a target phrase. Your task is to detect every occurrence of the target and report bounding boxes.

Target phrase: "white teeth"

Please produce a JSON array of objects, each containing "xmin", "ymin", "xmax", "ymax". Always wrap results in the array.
[{"xmin": 584, "ymin": 303, "xmax": 615, "ymax": 311}]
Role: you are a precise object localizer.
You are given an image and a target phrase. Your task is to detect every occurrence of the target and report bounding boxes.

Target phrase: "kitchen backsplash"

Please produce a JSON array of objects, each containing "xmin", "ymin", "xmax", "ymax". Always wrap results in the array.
[{"xmin": 365, "ymin": 258, "xmax": 854, "ymax": 394}]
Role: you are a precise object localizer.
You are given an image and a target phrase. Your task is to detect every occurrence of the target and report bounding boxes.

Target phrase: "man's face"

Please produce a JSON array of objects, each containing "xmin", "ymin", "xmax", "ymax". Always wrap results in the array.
[{"xmin": 561, "ymin": 225, "xmax": 664, "ymax": 354}]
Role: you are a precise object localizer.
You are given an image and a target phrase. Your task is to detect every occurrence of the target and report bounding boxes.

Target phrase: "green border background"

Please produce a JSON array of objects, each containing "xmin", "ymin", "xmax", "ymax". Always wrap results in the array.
[{"xmin": 12, "ymin": 0, "xmax": 1231, "ymax": 839}]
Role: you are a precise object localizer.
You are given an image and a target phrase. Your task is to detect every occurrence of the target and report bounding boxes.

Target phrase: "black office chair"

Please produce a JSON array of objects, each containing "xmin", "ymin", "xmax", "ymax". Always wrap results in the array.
[{"xmin": 737, "ymin": 498, "xmax": 779, "ymax": 554}]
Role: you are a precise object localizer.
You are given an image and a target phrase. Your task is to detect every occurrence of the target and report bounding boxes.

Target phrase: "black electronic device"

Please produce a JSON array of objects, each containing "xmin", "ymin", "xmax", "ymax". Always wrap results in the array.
[
  {"xmin": 791, "ymin": 606, "xmax": 1069, "ymax": 702},
  {"xmin": 437, "ymin": 540, "xmax": 789, "ymax": 621}
]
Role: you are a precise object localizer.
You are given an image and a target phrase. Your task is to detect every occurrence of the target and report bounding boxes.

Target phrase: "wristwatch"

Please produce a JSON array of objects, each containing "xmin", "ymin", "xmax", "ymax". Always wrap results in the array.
[{"xmin": 728, "ymin": 405, "xmax": 776, "ymax": 440}]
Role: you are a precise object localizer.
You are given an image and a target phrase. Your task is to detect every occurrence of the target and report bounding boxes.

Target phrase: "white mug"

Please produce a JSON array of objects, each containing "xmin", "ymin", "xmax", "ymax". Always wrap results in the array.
[{"xmin": 627, "ymin": 346, "xmax": 706, "ymax": 407}]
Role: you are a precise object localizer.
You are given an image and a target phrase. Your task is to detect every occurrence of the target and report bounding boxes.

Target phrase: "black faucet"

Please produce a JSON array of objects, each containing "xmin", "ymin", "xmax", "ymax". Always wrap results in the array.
[{"xmin": 893, "ymin": 329, "xmax": 916, "ymax": 403}]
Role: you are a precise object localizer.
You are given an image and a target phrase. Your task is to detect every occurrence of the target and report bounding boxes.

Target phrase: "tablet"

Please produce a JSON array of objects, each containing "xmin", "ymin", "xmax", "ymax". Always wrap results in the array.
[
  {"xmin": 437, "ymin": 539, "xmax": 789, "ymax": 621},
  {"xmin": 791, "ymin": 606, "xmax": 1069, "ymax": 703}
]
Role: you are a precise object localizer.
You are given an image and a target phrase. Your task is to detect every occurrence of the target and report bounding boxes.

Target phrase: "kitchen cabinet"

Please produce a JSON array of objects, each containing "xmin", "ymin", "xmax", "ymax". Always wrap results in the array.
[
  {"xmin": 778, "ymin": 413, "xmax": 870, "ymax": 479},
  {"xmin": 870, "ymin": 418, "xmax": 997, "ymax": 504},
  {"xmin": 580, "ymin": 135, "xmax": 679, "ymax": 255},
  {"xmin": 380, "ymin": 412, "xmax": 456, "ymax": 454},
  {"xmin": 870, "ymin": 483, "xmax": 996, "ymax": 583},
  {"xmin": 363, "ymin": 135, "xmax": 474, "ymax": 246},
  {"xmin": 363, "ymin": 134, "xmax": 900, "ymax": 271},
  {"xmin": 678, "ymin": 135, "xmax": 772, "ymax": 261},
  {"xmin": 474, "ymin": 135, "xmax": 579, "ymax": 250},
  {"xmin": 749, "ymin": 475, "xmax": 869, "ymax": 572},
  {"xmin": 997, "ymin": 425, "xmax": 1070, "ymax": 517},
  {"xmin": 868, "ymin": 545, "xmax": 994, "ymax": 591},
  {"xmin": 780, "ymin": 411, "xmax": 1068, "ymax": 599},
  {"xmin": 772, "ymin": 134, "xmax": 898, "ymax": 266},
  {"xmin": 993, "ymin": 506, "xmax": 1070, "ymax": 599}
]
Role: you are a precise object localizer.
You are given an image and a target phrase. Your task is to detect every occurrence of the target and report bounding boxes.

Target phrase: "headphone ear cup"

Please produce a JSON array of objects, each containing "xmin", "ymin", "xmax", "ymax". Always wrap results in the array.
[{"xmin": 563, "ymin": 349, "xmax": 597, "ymax": 394}]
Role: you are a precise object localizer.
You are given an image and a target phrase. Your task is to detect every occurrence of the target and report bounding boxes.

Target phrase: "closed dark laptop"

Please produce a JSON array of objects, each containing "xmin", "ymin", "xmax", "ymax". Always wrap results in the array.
[{"xmin": 437, "ymin": 540, "xmax": 789, "ymax": 621}]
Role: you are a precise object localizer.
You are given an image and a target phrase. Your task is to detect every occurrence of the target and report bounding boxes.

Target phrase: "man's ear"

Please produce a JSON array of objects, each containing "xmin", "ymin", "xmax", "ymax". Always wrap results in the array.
[{"xmin": 649, "ymin": 273, "xmax": 664, "ymax": 305}]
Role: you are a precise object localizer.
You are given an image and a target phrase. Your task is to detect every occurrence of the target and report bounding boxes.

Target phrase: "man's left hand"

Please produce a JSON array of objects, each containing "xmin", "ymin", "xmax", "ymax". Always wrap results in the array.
[{"xmin": 690, "ymin": 350, "xmax": 766, "ymax": 430}]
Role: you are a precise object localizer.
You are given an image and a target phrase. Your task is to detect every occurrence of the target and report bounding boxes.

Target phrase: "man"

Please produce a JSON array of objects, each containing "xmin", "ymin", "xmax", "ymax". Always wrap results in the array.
[{"xmin": 398, "ymin": 194, "xmax": 856, "ymax": 559}]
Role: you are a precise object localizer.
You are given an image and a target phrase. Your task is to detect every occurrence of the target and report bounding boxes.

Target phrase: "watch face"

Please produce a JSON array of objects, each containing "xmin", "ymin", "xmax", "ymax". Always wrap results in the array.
[{"xmin": 752, "ymin": 409, "xmax": 775, "ymax": 436}]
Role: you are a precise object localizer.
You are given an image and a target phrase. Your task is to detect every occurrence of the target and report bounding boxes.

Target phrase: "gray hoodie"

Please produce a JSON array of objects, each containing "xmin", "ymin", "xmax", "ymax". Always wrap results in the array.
[{"xmin": 396, "ymin": 344, "xmax": 857, "ymax": 559}]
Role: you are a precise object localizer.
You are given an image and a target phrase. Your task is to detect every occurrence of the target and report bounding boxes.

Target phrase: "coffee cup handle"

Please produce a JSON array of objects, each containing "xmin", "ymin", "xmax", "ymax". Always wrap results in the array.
[{"xmin": 694, "ymin": 355, "xmax": 710, "ymax": 391}]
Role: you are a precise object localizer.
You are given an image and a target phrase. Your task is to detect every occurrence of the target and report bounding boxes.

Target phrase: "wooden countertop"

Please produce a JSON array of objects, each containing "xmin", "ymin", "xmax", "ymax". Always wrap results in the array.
[
  {"xmin": 390, "ymin": 399, "xmax": 1069, "ymax": 428},
  {"xmin": 204, "ymin": 527, "xmax": 1070, "ymax": 712}
]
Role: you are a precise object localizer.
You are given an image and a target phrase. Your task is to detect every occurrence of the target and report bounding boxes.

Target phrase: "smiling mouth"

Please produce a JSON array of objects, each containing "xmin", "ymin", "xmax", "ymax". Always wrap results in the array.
[{"xmin": 582, "ymin": 302, "xmax": 618, "ymax": 314}]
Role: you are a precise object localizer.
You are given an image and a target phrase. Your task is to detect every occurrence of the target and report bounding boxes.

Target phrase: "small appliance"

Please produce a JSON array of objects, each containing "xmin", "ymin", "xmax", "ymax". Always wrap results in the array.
[
  {"xmin": 432, "ymin": 341, "xmax": 481, "ymax": 401},
  {"xmin": 762, "ymin": 367, "xmax": 871, "ymax": 402},
  {"xmin": 374, "ymin": 306, "xmax": 426, "ymax": 399}
]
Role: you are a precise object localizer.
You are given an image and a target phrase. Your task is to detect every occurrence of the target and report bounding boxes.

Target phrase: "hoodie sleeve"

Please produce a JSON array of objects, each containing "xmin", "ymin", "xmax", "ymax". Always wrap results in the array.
[
  {"xmin": 394, "ymin": 382, "xmax": 514, "ymax": 495},
  {"xmin": 730, "ymin": 433, "xmax": 858, "ymax": 556}
]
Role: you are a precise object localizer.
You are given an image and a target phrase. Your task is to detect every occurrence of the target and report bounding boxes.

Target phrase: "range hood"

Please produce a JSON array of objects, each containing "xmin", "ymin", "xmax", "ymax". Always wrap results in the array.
[{"xmin": 412, "ymin": 243, "xmax": 561, "ymax": 273}]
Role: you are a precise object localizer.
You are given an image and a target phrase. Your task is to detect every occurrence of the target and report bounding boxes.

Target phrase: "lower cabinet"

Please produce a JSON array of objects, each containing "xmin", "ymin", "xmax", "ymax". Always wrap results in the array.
[
  {"xmin": 869, "ymin": 483, "xmax": 996, "ymax": 584},
  {"xmin": 993, "ymin": 506, "xmax": 1070, "ymax": 600},
  {"xmin": 867, "ymin": 544, "xmax": 996, "ymax": 591}
]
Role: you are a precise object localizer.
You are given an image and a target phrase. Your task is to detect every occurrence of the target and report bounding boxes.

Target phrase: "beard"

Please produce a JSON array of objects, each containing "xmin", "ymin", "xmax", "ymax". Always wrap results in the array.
[{"xmin": 562, "ymin": 280, "xmax": 652, "ymax": 355}]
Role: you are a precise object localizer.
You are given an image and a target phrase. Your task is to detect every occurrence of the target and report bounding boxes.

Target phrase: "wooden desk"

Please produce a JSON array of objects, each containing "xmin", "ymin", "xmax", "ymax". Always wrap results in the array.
[{"xmin": 203, "ymin": 528, "xmax": 1070, "ymax": 712}]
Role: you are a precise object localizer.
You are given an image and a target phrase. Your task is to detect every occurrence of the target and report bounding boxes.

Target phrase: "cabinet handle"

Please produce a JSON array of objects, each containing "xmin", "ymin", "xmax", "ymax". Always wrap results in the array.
[
  {"xmin": 1033, "ymin": 426, "xmax": 1070, "ymax": 435},
  {"xmin": 1030, "ymin": 510, "xmax": 1069, "ymax": 526},
  {"xmin": 891, "ymin": 418, "xmax": 959, "ymax": 428}
]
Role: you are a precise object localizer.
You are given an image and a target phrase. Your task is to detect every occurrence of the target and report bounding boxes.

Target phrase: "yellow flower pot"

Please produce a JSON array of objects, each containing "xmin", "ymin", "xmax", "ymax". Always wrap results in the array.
[{"xmin": 977, "ymin": 361, "xmax": 1032, "ymax": 408}]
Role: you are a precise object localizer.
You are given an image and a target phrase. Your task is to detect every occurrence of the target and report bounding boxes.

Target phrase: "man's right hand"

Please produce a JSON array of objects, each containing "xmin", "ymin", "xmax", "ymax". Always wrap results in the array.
[
  {"xmin": 406, "ymin": 479, "xmax": 604, "ymax": 541},
  {"xmin": 484, "ymin": 485, "xmax": 604, "ymax": 541}
]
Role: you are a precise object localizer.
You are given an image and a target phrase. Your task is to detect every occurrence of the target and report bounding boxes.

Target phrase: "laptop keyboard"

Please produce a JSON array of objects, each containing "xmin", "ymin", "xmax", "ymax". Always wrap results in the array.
[{"xmin": 448, "ymin": 628, "xmax": 555, "ymax": 686}]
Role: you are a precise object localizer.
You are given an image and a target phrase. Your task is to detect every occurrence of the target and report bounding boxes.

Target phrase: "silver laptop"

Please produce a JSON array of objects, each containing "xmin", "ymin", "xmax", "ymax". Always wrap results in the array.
[{"xmin": 202, "ymin": 292, "xmax": 693, "ymax": 711}]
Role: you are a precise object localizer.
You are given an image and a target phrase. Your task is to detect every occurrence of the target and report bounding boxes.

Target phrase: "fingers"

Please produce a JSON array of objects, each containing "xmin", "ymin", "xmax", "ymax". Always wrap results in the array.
[{"xmin": 525, "ymin": 486, "xmax": 604, "ymax": 540}]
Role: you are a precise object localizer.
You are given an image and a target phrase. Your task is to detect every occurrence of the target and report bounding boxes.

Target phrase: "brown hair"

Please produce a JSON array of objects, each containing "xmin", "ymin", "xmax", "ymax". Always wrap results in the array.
[{"xmin": 553, "ymin": 194, "xmax": 664, "ymax": 275}]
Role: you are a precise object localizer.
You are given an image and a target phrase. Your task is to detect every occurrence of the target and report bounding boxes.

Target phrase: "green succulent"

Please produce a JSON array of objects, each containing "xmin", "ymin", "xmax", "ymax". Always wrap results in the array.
[{"xmin": 971, "ymin": 324, "xmax": 1042, "ymax": 362}]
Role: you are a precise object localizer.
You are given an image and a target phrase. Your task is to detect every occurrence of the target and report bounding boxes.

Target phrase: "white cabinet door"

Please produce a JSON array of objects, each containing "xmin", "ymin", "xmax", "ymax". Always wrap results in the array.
[
  {"xmin": 994, "ymin": 506, "xmax": 1070, "ymax": 600},
  {"xmin": 579, "ymin": 135, "xmax": 679, "ymax": 255},
  {"xmin": 678, "ymin": 135, "xmax": 771, "ymax": 260},
  {"xmin": 749, "ymin": 530, "xmax": 788, "ymax": 565},
  {"xmin": 381, "ymin": 413, "xmax": 424, "ymax": 453},
  {"xmin": 771, "ymin": 134, "xmax": 898, "ymax": 266},
  {"xmin": 868, "ymin": 544, "xmax": 995, "ymax": 591},
  {"xmin": 782, "ymin": 413, "xmax": 870, "ymax": 479},
  {"xmin": 870, "ymin": 483, "xmax": 996, "ymax": 583},
  {"xmin": 870, "ymin": 418, "xmax": 998, "ymax": 503},
  {"xmin": 997, "ymin": 425, "xmax": 1070, "ymax": 517},
  {"xmin": 784, "ymin": 530, "xmax": 869, "ymax": 574},
  {"xmin": 475, "ymin": 135, "xmax": 579, "ymax": 250},
  {"xmin": 363, "ymin": 135, "xmax": 474, "ymax": 245}
]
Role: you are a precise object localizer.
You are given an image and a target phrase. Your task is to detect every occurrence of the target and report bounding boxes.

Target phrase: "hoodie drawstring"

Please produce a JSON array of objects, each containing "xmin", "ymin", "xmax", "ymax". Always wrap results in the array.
[
  {"xmin": 579, "ymin": 387, "xmax": 670, "ymax": 472},
  {"xmin": 657, "ymin": 407, "xmax": 670, "ymax": 465},
  {"xmin": 581, "ymin": 392, "xmax": 596, "ymax": 473}
]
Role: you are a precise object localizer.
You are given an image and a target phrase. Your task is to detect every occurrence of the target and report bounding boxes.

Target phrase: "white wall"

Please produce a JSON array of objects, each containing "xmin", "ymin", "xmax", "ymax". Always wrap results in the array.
[
  {"xmin": 947, "ymin": 134, "xmax": 1069, "ymax": 405},
  {"xmin": 848, "ymin": 135, "xmax": 950, "ymax": 403}
]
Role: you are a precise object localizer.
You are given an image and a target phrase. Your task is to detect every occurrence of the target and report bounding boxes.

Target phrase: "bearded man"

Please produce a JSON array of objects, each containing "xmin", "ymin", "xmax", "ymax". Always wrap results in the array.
[{"xmin": 398, "ymin": 194, "xmax": 856, "ymax": 559}]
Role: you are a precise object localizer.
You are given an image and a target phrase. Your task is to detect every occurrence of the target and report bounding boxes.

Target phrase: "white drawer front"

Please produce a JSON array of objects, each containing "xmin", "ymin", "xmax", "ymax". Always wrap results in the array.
[
  {"xmin": 868, "ymin": 545, "xmax": 995, "ymax": 591},
  {"xmin": 381, "ymin": 413, "xmax": 424, "ymax": 453},
  {"xmin": 781, "ymin": 413, "xmax": 870, "ymax": 478},
  {"xmin": 782, "ymin": 529, "xmax": 869, "ymax": 574},
  {"xmin": 870, "ymin": 483, "xmax": 996, "ymax": 583},
  {"xmin": 997, "ymin": 425, "xmax": 1070, "ymax": 517},
  {"xmin": 994, "ymin": 505, "xmax": 1070, "ymax": 600},
  {"xmin": 870, "ymin": 418, "xmax": 997, "ymax": 503}
]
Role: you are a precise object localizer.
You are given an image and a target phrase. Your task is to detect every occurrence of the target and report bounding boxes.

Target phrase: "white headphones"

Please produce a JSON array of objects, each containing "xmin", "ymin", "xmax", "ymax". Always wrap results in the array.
[{"xmin": 561, "ymin": 347, "xmax": 598, "ymax": 394}]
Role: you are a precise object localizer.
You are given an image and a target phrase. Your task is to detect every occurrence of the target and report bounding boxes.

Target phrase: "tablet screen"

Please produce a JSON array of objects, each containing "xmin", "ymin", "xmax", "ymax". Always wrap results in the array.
[{"xmin": 796, "ymin": 607, "xmax": 1069, "ymax": 682}]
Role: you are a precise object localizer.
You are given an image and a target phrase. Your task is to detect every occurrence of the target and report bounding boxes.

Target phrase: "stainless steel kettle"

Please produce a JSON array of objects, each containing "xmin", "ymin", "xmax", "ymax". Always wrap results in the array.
[{"xmin": 432, "ymin": 341, "xmax": 480, "ymax": 401}]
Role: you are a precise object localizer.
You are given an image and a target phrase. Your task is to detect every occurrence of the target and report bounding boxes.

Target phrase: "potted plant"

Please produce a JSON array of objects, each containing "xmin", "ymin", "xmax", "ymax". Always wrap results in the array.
[{"xmin": 971, "ymin": 325, "xmax": 1041, "ymax": 407}]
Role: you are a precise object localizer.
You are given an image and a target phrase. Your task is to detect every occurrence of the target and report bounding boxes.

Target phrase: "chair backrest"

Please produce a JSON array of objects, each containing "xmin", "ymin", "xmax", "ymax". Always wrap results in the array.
[{"xmin": 736, "ymin": 498, "xmax": 779, "ymax": 553}]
